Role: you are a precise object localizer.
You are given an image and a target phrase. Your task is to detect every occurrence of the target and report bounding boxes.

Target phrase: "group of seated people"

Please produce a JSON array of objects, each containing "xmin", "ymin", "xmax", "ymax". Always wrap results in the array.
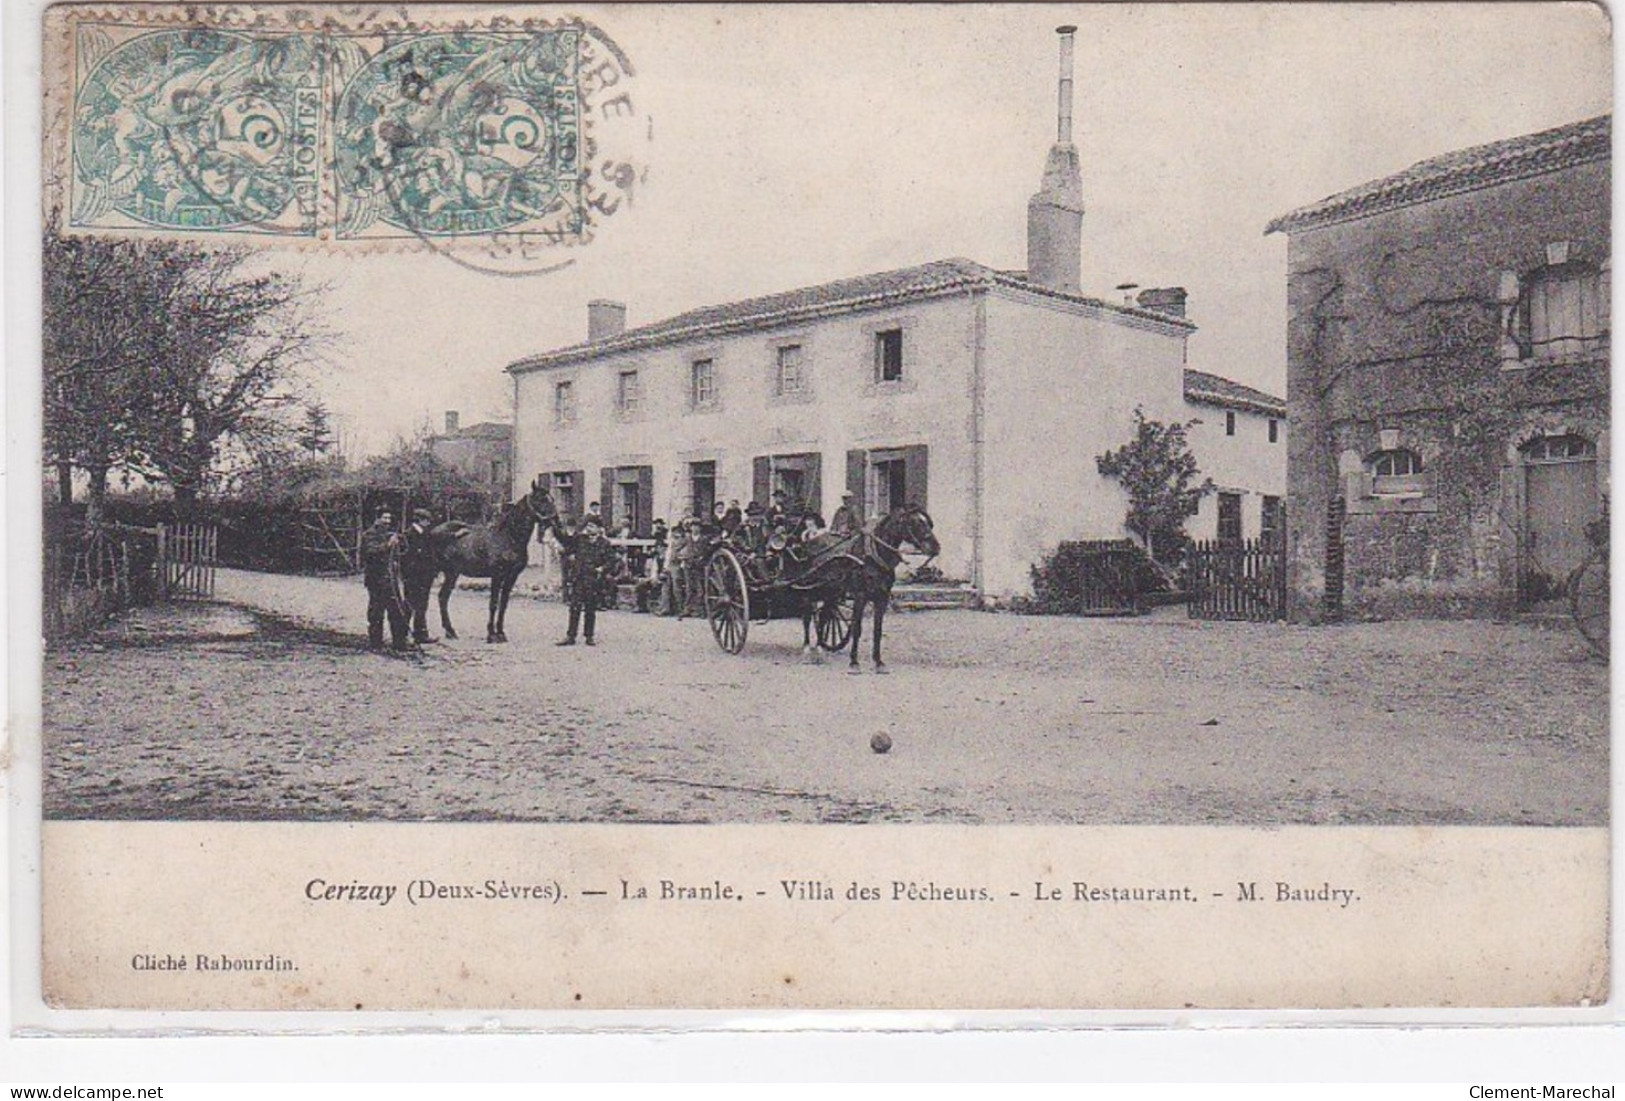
[{"xmin": 569, "ymin": 488, "xmax": 864, "ymax": 616}]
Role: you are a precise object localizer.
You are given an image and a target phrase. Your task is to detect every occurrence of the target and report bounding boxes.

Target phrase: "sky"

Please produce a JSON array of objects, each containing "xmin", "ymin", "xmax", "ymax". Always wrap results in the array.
[{"xmin": 269, "ymin": 3, "xmax": 1612, "ymax": 457}]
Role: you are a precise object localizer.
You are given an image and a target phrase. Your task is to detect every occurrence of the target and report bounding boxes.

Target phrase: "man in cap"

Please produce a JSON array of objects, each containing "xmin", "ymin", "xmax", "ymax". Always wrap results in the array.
[
  {"xmin": 359, "ymin": 508, "xmax": 409, "ymax": 652},
  {"xmin": 399, "ymin": 507, "xmax": 440, "ymax": 644},
  {"xmin": 830, "ymin": 491, "xmax": 861, "ymax": 536},
  {"xmin": 552, "ymin": 514, "xmax": 612, "ymax": 646}
]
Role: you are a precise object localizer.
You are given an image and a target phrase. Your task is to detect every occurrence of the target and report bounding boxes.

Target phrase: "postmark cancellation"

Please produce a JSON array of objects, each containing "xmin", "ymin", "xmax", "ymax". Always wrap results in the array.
[{"xmin": 45, "ymin": 4, "xmax": 647, "ymax": 260}]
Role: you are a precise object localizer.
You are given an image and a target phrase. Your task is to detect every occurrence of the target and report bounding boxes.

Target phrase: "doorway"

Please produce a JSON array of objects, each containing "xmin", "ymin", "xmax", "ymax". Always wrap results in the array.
[{"xmin": 1521, "ymin": 434, "xmax": 1599, "ymax": 606}]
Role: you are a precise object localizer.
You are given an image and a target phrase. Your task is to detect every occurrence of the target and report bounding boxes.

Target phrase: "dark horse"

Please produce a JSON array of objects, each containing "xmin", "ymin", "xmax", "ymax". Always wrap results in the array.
[
  {"xmin": 794, "ymin": 503, "xmax": 941, "ymax": 673},
  {"xmin": 431, "ymin": 477, "xmax": 556, "ymax": 643}
]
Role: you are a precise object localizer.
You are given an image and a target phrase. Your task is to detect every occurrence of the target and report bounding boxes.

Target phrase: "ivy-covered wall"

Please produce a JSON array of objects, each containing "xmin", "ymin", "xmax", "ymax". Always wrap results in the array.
[{"xmin": 1282, "ymin": 160, "xmax": 1609, "ymax": 621}]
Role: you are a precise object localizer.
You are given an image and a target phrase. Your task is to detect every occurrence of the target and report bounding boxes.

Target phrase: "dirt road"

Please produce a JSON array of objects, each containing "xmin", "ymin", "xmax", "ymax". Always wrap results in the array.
[{"xmin": 42, "ymin": 569, "xmax": 1609, "ymax": 824}]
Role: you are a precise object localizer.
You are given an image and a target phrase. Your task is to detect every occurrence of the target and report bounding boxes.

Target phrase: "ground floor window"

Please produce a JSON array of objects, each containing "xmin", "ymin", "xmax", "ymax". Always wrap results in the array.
[
  {"xmin": 1260, "ymin": 495, "xmax": 1284, "ymax": 546},
  {"xmin": 548, "ymin": 471, "xmax": 580, "ymax": 517},
  {"xmin": 600, "ymin": 465, "xmax": 654, "ymax": 537},
  {"xmin": 848, "ymin": 443, "xmax": 928, "ymax": 521},
  {"xmin": 871, "ymin": 453, "xmax": 908, "ymax": 517},
  {"xmin": 689, "ymin": 460, "xmax": 717, "ymax": 519},
  {"xmin": 752, "ymin": 452, "xmax": 822, "ymax": 514},
  {"xmin": 1217, "ymin": 492, "xmax": 1243, "ymax": 545}
]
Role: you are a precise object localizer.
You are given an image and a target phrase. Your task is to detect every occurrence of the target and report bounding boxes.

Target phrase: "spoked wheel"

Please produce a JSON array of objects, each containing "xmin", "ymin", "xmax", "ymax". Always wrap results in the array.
[
  {"xmin": 1570, "ymin": 550, "xmax": 1609, "ymax": 660},
  {"xmin": 815, "ymin": 593, "xmax": 855, "ymax": 651},
  {"xmin": 705, "ymin": 548, "xmax": 751, "ymax": 654}
]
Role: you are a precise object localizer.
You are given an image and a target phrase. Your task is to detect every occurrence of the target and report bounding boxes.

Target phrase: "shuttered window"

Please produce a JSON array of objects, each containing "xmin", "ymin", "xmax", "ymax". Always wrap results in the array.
[{"xmin": 1523, "ymin": 263, "xmax": 1608, "ymax": 360}]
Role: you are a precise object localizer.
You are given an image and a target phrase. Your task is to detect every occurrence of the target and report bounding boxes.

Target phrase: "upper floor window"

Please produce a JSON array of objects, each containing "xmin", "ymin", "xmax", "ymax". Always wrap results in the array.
[
  {"xmin": 616, "ymin": 369, "xmax": 642, "ymax": 414},
  {"xmin": 775, "ymin": 344, "xmax": 806, "ymax": 396},
  {"xmin": 1367, "ymin": 448, "xmax": 1424, "ymax": 496},
  {"xmin": 1268, "ymin": 418, "xmax": 1279, "ymax": 444},
  {"xmin": 1225, "ymin": 411, "xmax": 1236, "ymax": 436},
  {"xmin": 875, "ymin": 329, "xmax": 904, "ymax": 383},
  {"xmin": 690, "ymin": 358, "xmax": 716, "ymax": 408},
  {"xmin": 1518, "ymin": 261, "xmax": 1608, "ymax": 361},
  {"xmin": 553, "ymin": 380, "xmax": 575, "ymax": 424}
]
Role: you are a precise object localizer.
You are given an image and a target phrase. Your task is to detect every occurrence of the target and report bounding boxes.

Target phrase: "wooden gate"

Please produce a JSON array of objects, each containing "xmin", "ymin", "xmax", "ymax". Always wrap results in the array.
[
  {"xmin": 1188, "ymin": 536, "xmax": 1286, "ymax": 622},
  {"xmin": 157, "ymin": 522, "xmax": 218, "ymax": 600},
  {"xmin": 1073, "ymin": 539, "xmax": 1145, "ymax": 615}
]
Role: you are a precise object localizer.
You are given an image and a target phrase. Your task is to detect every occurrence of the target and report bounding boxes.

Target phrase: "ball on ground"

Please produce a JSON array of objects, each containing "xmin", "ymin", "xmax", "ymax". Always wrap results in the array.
[{"xmin": 870, "ymin": 732, "xmax": 892, "ymax": 754}]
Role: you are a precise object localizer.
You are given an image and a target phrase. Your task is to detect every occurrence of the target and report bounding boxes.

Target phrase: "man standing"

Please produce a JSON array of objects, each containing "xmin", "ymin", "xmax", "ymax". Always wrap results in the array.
[
  {"xmin": 360, "ymin": 509, "xmax": 409, "ymax": 652},
  {"xmin": 830, "ymin": 491, "xmax": 861, "ymax": 535},
  {"xmin": 400, "ymin": 507, "xmax": 439, "ymax": 645},
  {"xmin": 554, "ymin": 515, "xmax": 611, "ymax": 646}
]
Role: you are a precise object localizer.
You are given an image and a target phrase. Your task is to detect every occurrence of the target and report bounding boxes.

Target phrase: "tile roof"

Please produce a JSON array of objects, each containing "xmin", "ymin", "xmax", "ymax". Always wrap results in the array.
[
  {"xmin": 1267, "ymin": 114, "xmax": 1610, "ymax": 235},
  {"xmin": 1183, "ymin": 369, "xmax": 1284, "ymax": 416},
  {"xmin": 509, "ymin": 257, "xmax": 1194, "ymax": 373}
]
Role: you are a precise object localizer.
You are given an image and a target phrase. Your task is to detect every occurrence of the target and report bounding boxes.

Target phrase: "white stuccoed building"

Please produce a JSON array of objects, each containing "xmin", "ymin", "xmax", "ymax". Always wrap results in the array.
[{"xmin": 508, "ymin": 28, "xmax": 1284, "ymax": 601}]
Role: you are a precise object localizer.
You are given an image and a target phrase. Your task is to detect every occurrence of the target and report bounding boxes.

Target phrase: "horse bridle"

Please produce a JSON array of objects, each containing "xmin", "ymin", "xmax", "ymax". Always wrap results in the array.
[
  {"xmin": 867, "ymin": 509, "xmax": 939, "ymax": 571},
  {"xmin": 521, "ymin": 490, "xmax": 556, "ymax": 527}
]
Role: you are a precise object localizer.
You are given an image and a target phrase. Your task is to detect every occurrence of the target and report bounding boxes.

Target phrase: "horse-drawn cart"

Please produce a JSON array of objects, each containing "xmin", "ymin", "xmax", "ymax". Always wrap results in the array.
[
  {"xmin": 701, "ymin": 541, "xmax": 856, "ymax": 655},
  {"xmin": 697, "ymin": 504, "xmax": 941, "ymax": 669}
]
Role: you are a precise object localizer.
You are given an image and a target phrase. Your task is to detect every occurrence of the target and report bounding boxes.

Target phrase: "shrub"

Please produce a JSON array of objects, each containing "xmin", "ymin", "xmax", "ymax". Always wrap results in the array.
[{"xmin": 1027, "ymin": 539, "xmax": 1165, "ymax": 615}]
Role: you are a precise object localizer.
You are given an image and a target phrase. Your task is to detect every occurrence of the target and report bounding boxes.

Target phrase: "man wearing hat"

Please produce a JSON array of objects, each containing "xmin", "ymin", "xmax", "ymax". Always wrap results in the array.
[
  {"xmin": 400, "ymin": 506, "xmax": 440, "ymax": 644},
  {"xmin": 551, "ymin": 513, "xmax": 611, "ymax": 646},
  {"xmin": 359, "ymin": 508, "xmax": 409, "ymax": 652},
  {"xmin": 830, "ymin": 491, "xmax": 861, "ymax": 536},
  {"xmin": 766, "ymin": 488, "xmax": 790, "ymax": 529}
]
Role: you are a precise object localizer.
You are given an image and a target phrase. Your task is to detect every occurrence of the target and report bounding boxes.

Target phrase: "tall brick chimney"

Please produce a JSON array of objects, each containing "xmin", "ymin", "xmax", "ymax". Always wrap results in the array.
[
  {"xmin": 1026, "ymin": 26, "xmax": 1084, "ymax": 295},
  {"xmin": 588, "ymin": 300, "xmax": 627, "ymax": 342}
]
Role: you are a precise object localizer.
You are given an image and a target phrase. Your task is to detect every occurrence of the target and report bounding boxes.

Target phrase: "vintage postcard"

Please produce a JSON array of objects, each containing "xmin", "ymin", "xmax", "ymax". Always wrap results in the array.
[{"xmin": 16, "ymin": 2, "xmax": 1612, "ymax": 1021}]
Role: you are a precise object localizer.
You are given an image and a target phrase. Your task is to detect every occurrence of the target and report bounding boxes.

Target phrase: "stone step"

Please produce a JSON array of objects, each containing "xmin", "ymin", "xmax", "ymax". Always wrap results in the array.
[{"xmin": 891, "ymin": 583, "xmax": 978, "ymax": 611}]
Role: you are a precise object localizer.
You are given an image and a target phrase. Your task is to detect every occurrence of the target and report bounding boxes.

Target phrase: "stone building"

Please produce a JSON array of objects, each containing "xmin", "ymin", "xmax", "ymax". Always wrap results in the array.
[
  {"xmin": 429, "ymin": 411, "xmax": 513, "ymax": 505},
  {"xmin": 508, "ymin": 28, "xmax": 1285, "ymax": 600},
  {"xmin": 1268, "ymin": 115, "xmax": 1609, "ymax": 620}
]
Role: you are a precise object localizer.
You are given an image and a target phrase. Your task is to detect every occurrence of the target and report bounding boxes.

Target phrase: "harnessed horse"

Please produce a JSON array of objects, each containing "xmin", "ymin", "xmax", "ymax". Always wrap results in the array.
[
  {"xmin": 793, "ymin": 503, "xmax": 941, "ymax": 672},
  {"xmin": 431, "ymin": 477, "xmax": 557, "ymax": 643}
]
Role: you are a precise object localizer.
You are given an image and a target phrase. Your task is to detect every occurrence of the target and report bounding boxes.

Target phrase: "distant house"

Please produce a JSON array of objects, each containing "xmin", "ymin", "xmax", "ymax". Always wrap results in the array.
[
  {"xmin": 429, "ymin": 412, "xmax": 513, "ymax": 505},
  {"xmin": 1183, "ymin": 369, "xmax": 1287, "ymax": 547},
  {"xmin": 1268, "ymin": 115, "xmax": 1609, "ymax": 620}
]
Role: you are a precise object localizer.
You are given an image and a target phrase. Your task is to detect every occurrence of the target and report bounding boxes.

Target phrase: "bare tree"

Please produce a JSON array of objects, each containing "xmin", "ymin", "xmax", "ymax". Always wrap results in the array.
[
  {"xmin": 129, "ymin": 250, "xmax": 333, "ymax": 508},
  {"xmin": 43, "ymin": 219, "xmax": 334, "ymax": 516},
  {"xmin": 44, "ymin": 226, "xmax": 190, "ymax": 520}
]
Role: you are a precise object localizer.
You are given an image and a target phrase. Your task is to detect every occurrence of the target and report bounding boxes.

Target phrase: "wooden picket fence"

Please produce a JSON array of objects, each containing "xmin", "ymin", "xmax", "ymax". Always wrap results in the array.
[
  {"xmin": 157, "ymin": 522, "xmax": 218, "ymax": 600},
  {"xmin": 1187, "ymin": 536, "xmax": 1287, "ymax": 622}
]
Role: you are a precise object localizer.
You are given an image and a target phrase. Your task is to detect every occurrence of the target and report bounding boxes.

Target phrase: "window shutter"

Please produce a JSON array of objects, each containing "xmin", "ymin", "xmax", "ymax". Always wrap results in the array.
[
  {"xmin": 902, "ymin": 444, "xmax": 929, "ymax": 511},
  {"xmin": 846, "ymin": 449, "xmax": 867, "ymax": 519},
  {"xmin": 752, "ymin": 456, "xmax": 771, "ymax": 507},
  {"xmin": 569, "ymin": 469, "xmax": 585, "ymax": 518},
  {"xmin": 802, "ymin": 453, "xmax": 823, "ymax": 519},
  {"xmin": 600, "ymin": 468, "xmax": 615, "ymax": 520},
  {"xmin": 636, "ymin": 466, "xmax": 654, "ymax": 538}
]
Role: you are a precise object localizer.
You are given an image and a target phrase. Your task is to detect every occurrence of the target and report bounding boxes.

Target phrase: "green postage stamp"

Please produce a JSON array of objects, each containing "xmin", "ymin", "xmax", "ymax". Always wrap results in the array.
[{"xmin": 47, "ymin": 5, "xmax": 645, "ymax": 261}]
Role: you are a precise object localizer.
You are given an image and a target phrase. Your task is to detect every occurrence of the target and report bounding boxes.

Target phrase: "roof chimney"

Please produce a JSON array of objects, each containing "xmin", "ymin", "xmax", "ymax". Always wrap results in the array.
[
  {"xmin": 1136, "ymin": 287, "xmax": 1188, "ymax": 318},
  {"xmin": 1026, "ymin": 26, "xmax": 1085, "ymax": 295},
  {"xmin": 588, "ymin": 300, "xmax": 627, "ymax": 342},
  {"xmin": 1056, "ymin": 23, "xmax": 1075, "ymax": 145},
  {"xmin": 444, "ymin": 410, "xmax": 459, "ymax": 433}
]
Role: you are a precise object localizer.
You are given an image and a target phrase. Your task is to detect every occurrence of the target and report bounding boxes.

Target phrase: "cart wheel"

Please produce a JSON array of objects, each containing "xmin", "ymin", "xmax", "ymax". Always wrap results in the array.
[
  {"xmin": 705, "ymin": 548, "xmax": 750, "ymax": 654},
  {"xmin": 1570, "ymin": 551, "xmax": 1609, "ymax": 660},
  {"xmin": 815, "ymin": 594, "xmax": 854, "ymax": 651}
]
